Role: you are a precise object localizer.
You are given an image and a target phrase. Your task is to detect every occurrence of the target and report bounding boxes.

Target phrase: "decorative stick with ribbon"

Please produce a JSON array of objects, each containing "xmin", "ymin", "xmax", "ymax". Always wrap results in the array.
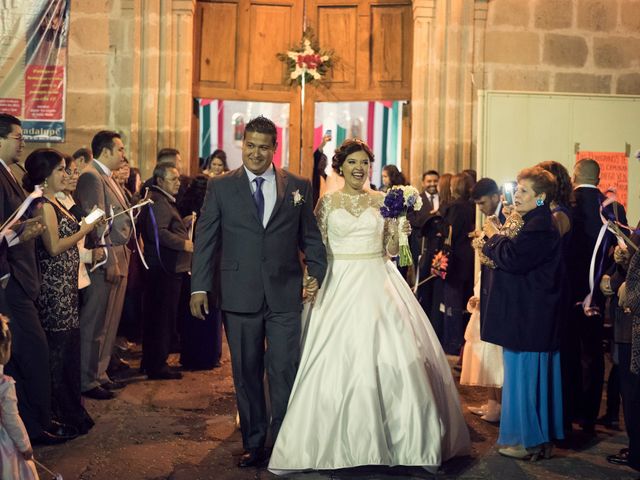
[
  {"xmin": 0, "ymin": 186, "xmax": 43, "ymax": 235},
  {"xmin": 582, "ymin": 192, "xmax": 630, "ymax": 315},
  {"xmin": 103, "ymin": 198, "xmax": 154, "ymax": 223},
  {"xmin": 90, "ymin": 196, "xmax": 154, "ymax": 272},
  {"xmin": 607, "ymin": 221, "xmax": 638, "ymax": 252}
]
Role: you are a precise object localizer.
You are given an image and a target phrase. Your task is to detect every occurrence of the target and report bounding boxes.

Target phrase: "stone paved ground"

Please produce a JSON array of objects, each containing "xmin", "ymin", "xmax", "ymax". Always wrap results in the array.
[{"xmin": 34, "ymin": 344, "xmax": 639, "ymax": 480}]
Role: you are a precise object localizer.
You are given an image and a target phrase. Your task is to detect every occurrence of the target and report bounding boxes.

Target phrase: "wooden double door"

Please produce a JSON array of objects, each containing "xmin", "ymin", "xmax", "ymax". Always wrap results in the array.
[{"xmin": 193, "ymin": 0, "xmax": 413, "ymax": 178}]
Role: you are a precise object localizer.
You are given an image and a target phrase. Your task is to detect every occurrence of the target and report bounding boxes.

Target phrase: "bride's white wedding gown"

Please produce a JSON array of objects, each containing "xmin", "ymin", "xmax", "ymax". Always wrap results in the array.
[{"xmin": 268, "ymin": 192, "xmax": 470, "ymax": 474}]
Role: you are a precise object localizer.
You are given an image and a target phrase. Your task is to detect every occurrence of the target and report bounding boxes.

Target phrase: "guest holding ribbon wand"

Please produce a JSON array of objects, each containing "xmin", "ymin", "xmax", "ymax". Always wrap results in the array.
[
  {"xmin": 138, "ymin": 164, "xmax": 193, "ymax": 380},
  {"xmin": 480, "ymin": 166, "xmax": 566, "ymax": 461},
  {"xmin": 24, "ymin": 148, "xmax": 99, "ymax": 436}
]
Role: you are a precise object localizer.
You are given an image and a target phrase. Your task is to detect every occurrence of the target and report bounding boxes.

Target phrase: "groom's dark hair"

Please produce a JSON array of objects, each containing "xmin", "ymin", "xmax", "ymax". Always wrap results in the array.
[{"xmin": 244, "ymin": 116, "xmax": 277, "ymax": 146}]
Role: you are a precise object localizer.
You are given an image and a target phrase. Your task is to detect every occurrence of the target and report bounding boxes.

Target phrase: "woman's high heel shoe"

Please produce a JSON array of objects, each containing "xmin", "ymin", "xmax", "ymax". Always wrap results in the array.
[
  {"xmin": 468, "ymin": 404, "xmax": 488, "ymax": 416},
  {"xmin": 498, "ymin": 444, "xmax": 544, "ymax": 461},
  {"xmin": 542, "ymin": 442, "xmax": 554, "ymax": 459}
]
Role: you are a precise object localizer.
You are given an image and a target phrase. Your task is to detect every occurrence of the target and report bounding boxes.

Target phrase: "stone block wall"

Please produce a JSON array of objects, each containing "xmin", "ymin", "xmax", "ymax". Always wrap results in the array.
[
  {"xmin": 23, "ymin": 0, "xmax": 195, "ymax": 180},
  {"xmin": 483, "ymin": 0, "xmax": 640, "ymax": 95}
]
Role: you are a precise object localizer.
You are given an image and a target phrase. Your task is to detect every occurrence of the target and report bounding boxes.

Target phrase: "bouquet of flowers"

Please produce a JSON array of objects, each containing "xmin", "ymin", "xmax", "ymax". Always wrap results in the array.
[{"xmin": 380, "ymin": 185, "xmax": 423, "ymax": 266}]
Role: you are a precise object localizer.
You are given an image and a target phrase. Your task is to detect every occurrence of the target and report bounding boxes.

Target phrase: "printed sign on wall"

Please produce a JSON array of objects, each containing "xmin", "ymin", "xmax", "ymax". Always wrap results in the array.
[{"xmin": 0, "ymin": 0, "xmax": 69, "ymax": 142}]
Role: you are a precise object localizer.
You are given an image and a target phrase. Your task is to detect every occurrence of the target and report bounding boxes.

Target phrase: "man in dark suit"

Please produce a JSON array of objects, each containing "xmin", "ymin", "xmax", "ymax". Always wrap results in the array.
[
  {"xmin": 408, "ymin": 170, "xmax": 440, "ymax": 319},
  {"xmin": 565, "ymin": 158, "xmax": 627, "ymax": 433},
  {"xmin": 408, "ymin": 170, "xmax": 440, "ymax": 261},
  {"xmin": 139, "ymin": 164, "xmax": 193, "ymax": 380},
  {"xmin": 190, "ymin": 116, "xmax": 327, "ymax": 467},
  {"xmin": 0, "ymin": 114, "xmax": 75, "ymax": 444},
  {"xmin": 74, "ymin": 130, "xmax": 132, "ymax": 400}
]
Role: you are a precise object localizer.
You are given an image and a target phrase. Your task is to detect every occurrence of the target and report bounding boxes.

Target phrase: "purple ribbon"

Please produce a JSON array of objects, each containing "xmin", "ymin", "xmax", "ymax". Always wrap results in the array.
[{"xmin": 147, "ymin": 203, "xmax": 168, "ymax": 273}]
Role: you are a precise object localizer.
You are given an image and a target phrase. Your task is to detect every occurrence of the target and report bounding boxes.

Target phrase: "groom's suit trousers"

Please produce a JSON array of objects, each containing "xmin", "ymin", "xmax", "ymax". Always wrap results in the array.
[{"xmin": 223, "ymin": 305, "xmax": 301, "ymax": 449}]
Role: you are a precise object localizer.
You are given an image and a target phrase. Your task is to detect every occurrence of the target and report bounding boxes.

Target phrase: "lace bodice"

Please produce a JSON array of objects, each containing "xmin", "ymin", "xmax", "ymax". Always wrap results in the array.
[{"xmin": 315, "ymin": 191, "xmax": 397, "ymax": 257}]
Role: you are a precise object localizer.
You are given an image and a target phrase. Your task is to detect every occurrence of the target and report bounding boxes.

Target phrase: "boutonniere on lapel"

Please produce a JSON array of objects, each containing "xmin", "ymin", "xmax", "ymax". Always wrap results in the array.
[{"xmin": 291, "ymin": 189, "xmax": 305, "ymax": 207}]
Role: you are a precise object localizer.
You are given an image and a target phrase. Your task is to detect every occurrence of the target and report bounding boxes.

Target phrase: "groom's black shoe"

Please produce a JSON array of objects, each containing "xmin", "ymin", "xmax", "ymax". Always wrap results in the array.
[{"xmin": 238, "ymin": 448, "xmax": 267, "ymax": 468}]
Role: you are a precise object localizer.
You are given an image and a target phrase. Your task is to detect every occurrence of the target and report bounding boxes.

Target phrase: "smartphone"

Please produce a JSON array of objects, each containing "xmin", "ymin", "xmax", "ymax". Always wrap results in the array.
[
  {"xmin": 85, "ymin": 207, "xmax": 105, "ymax": 224},
  {"xmin": 325, "ymin": 129, "xmax": 332, "ymax": 140},
  {"xmin": 503, "ymin": 182, "xmax": 516, "ymax": 205}
]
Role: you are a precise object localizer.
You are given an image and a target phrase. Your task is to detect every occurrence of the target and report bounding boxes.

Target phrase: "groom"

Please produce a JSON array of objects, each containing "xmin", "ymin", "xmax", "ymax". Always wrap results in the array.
[{"xmin": 190, "ymin": 116, "xmax": 327, "ymax": 467}]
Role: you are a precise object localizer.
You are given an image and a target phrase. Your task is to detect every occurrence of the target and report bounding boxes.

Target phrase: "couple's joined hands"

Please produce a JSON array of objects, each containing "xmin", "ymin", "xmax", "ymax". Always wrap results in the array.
[
  {"xmin": 189, "ymin": 272, "xmax": 321, "ymax": 320},
  {"xmin": 302, "ymin": 274, "xmax": 319, "ymax": 303}
]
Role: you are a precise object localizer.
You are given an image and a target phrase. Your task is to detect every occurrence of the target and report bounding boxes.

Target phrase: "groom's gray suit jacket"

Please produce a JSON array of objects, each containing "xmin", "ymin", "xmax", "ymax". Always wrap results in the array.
[{"xmin": 191, "ymin": 166, "xmax": 327, "ymax": 313}]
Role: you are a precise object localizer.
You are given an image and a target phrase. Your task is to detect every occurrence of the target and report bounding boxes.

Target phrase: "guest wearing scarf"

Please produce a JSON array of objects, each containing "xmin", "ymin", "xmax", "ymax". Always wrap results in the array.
[
  {"xmin": 138, "ymin": 164, "xmax": 193, "ymax": 380},
  {"xmin": 564, "ymin": 158, "xmax": 627, "ymax": 434}
]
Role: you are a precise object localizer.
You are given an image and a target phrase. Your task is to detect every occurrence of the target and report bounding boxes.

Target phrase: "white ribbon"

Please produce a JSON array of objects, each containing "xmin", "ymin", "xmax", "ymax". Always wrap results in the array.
[
  {"xmin": 582, "ymin": 192, "xmax": 624, "ymax": 315},
  {"xmin": 89, "ymin": 198, "xmax": 154, "ymax": 272},
  {"xmin": 90, "ymin": 205, "xmax": 113, "ymax": 273},
  {"xmin": 0, "ymin": 185, "xmax": 43, "ymax": 238}
]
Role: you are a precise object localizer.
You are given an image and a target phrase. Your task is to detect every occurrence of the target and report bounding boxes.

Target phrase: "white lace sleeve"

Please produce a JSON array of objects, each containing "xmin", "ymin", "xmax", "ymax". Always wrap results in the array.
[
  {"xmin": 374, "ymin": 193, "xmax": 399, "ymax": 256},
  {"xmin": 314, "ymin": 193, "xmax": 332, "ymax": 247}
]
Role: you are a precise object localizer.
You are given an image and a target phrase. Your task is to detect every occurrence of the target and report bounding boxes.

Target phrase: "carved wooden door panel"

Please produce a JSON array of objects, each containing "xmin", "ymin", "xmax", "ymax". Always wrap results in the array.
[{"xmin": 193, "ymin": 0, "xmax": 412, "ymax": 177}]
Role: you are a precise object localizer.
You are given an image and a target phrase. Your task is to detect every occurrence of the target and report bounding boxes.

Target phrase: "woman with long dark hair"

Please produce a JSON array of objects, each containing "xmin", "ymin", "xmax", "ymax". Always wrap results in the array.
[
  {"xmin": 440, "ymin": 173, "xmax": 476, "ymax": 355},
  {"xmin": 203, "ymin": 149, "xmax": 229, "ymax": 178},
  {"xmin": 24, "ymin": 148, "xmax": 97, "ymax": 435},
  {"xmin": 380, "ymin": 164, "xmax": 406, "ymax": 192}
]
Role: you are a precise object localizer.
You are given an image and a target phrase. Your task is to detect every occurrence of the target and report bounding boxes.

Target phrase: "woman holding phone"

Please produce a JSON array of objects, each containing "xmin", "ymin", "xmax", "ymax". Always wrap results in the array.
[
  {"xmin": 23, "ymin": 148, "xmax": 99, "ymax": 436},
  {"xmin": 481, "ymin": 166, "xmax": 565, "ymax": 460}
]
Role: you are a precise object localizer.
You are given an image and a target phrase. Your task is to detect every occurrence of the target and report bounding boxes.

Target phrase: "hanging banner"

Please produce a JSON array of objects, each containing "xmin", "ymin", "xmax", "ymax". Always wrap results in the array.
[
  {"xmin": 0, "ymin": 0, "xmax": 69, "ymax": 142},
  {"xmin": 576, "ymin": 151, "xmax": 628, "ymax": 208}
]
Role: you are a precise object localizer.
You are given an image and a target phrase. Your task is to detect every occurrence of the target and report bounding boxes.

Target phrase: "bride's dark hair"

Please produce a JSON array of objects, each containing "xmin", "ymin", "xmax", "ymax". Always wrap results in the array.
[{"xmin": 331, "ymin": 139, "xmax": 374, "ymax": 177}]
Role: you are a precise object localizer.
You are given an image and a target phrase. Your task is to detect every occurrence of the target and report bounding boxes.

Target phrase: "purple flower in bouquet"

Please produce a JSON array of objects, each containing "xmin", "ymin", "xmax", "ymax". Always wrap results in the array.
[
  {"xmin": 380, "ymin": 188, "xmax": 405, "ymax": 219},
  {"xmin": 379, "ymin": 185, "xmax": 423, "ymax": 266}
]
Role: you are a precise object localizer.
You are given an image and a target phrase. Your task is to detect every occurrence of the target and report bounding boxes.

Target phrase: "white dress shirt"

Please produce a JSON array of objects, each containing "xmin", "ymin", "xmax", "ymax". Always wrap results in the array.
[
  {"xmin": 245, "ymin": 165, "xmax": 277, "ymax": 228},
  {"xmin": 574, "ymin": 183, "xmax": 599, "ymax": 190}
]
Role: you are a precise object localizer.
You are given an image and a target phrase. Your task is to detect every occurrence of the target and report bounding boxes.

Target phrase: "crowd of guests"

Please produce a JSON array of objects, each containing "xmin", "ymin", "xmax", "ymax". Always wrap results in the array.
[
  {"xmin": 408, "ymin": 159, "xmax": 639, "ymax": 469},
  {"xmin": 0, "ymin": 107, "xmax": 638, "ymax": 476},
  {"xmin": 0, "ymin": 113, "xmax": 231, "ymax": 476}
]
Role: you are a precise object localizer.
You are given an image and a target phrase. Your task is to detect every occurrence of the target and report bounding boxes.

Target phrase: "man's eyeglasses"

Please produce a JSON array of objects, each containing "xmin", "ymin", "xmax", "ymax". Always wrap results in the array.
[{"xmin": 6, "ymin": 135, "xmax": 25, "ymax": 143}]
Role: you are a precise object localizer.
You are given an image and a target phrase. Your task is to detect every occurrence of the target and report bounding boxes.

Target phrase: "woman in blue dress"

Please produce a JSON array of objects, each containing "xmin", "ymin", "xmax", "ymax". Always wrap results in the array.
[{"xmin": 480, "ymin": 166, "xmax": 565, "ymax": 460}]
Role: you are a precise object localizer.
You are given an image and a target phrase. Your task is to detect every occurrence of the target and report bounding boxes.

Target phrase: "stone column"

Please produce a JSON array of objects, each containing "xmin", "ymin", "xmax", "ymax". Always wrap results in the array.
[
  {"xmin": 127, "ymin": 0, "xmax": 195, "ymax": 178},
  {"xmin": 160, "ymin": 0, "xmax": 195, "ymax": 171},
  {"xmin": 410, "ymin": 0, "xmax": 488, "ymax": 178},
  {"xmin": 409, "ymin": 0, "xmax": 436, "ymax": 185}
]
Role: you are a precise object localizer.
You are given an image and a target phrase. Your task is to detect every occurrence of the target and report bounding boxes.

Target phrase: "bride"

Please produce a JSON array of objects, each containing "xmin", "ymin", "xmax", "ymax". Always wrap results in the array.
[{"xmin": 268, "ymin": 139, "xmax": 470, "ymax": 474}]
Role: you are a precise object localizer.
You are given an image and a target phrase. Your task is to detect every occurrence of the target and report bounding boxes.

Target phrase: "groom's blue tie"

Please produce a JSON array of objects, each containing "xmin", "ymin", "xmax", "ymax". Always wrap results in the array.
[{"xmin": 252, "ymin": 177, "xmax": 265, "ymax": 224}]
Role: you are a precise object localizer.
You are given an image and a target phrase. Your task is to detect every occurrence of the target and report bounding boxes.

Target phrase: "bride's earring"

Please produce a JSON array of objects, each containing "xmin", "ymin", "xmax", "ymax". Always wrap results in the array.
[{"xmin": 43, "ymin": 179, "xmax": 48, "ymax": 189}]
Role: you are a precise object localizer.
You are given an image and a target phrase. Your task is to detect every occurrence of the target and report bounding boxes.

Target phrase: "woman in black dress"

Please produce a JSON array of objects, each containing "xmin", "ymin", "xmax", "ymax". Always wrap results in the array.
[
  {"xmin": 24, "ymin": 148, "xmax": 97, "ymax": 434},
  {"xmin": 441, "ymin": 173, "xmax": 476, "ymax": 355}
]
